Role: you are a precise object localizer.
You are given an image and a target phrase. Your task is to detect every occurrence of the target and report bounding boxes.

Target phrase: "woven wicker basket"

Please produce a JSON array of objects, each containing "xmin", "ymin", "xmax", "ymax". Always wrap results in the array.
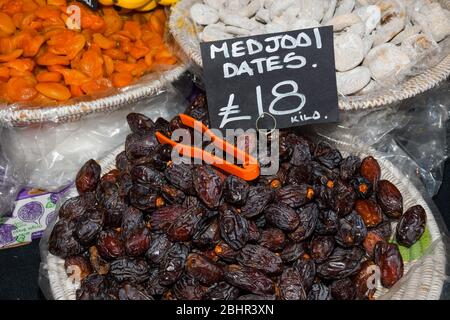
[
  {"xmin": 0, "ymin": 65, "xmax": 186, "ymax": 127},
  {"xmin": 169, "ymin": 0, "xmax": 450, "ymax": 111},
  {"xmin": 39, "ymin": 141, "xmax": 447, "ymax": 300}
]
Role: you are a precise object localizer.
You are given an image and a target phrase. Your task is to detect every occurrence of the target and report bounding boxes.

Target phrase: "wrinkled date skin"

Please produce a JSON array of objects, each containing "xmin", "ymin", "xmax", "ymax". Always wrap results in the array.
[
  {"xmin": 125, "ymin": 227, "xmax": 151, "ymax": 257},
  {"xmin": 145, "ymin": 234, "xmax": 173, "ymax": 265},
  {"xmin": 330, "ymin": 278, "xmax": 356, "ymax": 300},
  {"xmin": 125, "ymin": 132, "xmax": 158, "ymax": 161},
  {"xmin": 193, "ymin": 216, "xmax": 221, "ymax": 249},
  {"xmin": 275, "ymin": 184, "xmax": 314, "ymax": 209},
  {"xmin": 76, "ymin": 160, "xmax": 101, "ymax": 194},
  {"xmin": 317, "ymin": 247, "xmax": 364, "ymax": 280},
  {"xmin": 127, "ymin": 113, "xmax": 155, "ymax": 134},
  {"xmin": 76, "ymin": 274, "xmax": 112, "ymax": 300},
  {"xmin": 223, "ymin": 175, "xmax": 249, "ymax": 206},
  {"xmin": 173, "ymin": 275, "xmax": 208, "ymax": 300},
  {"xmin": 96, "ymin": 229, "xmax": 125, "ymax": 260},
  {"xmin": 288, "ymin": 203, "xmax": 319, "ymax": 242},
  {"xmin": 355, "ymin": 199, "xmax": 383, "ymax": 227},
  {"xmin": 340, "ymin": 156, "xmax": 361, "ymax": 181},
  {"xmin": 336, "ymin": 213, "xmax": 367, "ymax": 247},
  {"xmin": 186, "ymin": 253, "xmax": 224, "ymax": 285},
  {"xmin": 224, "ymin": 265, "xmax": 274, "ymax": 295},
  {"xmin": 315, "ymin": 209, "xmax": 339, "ymax": 235},
  {"xmin": 396, "ymin": 205, "xmax": 427, "ymax": 247},
  {"xmin": 279, "ymin": 267, "xmax": 307, "ymax": 300},
  {"xmin": 353, "ymin": 260, "xmax": 378, "ymax": 300},
  {"xmin": 159, "ymin": 243, "xmax": 189, "ymax": 286},
  {"xmin": 110, "ymin": 258, "xmax": 149, "ymax": 283},
  {"xmin": 203, "ymin": 282, "xmax": 240, "ymax": 300},
  {"xmin": 193, "ymin": 165, "xmax": 224, "ymax": 209},
  {"xmin": 74, "ymin": 209, "xmax": 104, "ymax": 246},
  {"xmin": 293, "ymin": 257, "xmax": 316, "ymax": 292},
  {"xmin": 219, "ymin": 205, "xmax": 249, "ymax": 250},
  {"xmin": 360, "ymin": 156, "xmax": 381, "ymax": 188},
  {"xmin": 280, "ymin": 243, "xmax": 305, "ymax": 263},
  {"xmin": 164, "ymin": 163, "xmax": 195, "ymax": 194},
  {"xmin": 237, "ymin": 244, "xmax": 283, "ymax": 275},
  {"xmin": 328, "ymin": 180, "xmax": 356, "ymax": 217},
  {"xmin": 119, "ymin": 284, "xmax": 154, "ymax": 300},
  {"xmin": 241, "ymin": 186, "xmax": 273, "ymax": 218},
  {"xmin": 374, "ymin": 242, "xmax": 404, "ymax": 289},
  {"xmin": 308, "ymin": 283, "xmax": 332, "ymax": 300},
  {"xmin": 149, "ymin": 205, "xmax": 185, "ymax": 233},
  {"xmin": 309, "ymin": 235, "xmax": 335, "ymax": 263},
  {"xmin": 314, "ymin": 141, "xmax": 342, "ymax": 170},
  {"xmin": 167, "ymin": 206, "xmax": 204, "ymax": 242},
  {"xmin": 377, "ymin": 180, "xmax": 403, "ymax": 219},
  {"xmin": 49, "ymin": 219, "xmax": 84, "ymax": 258},
  {"xmin": 363, "ymin": 231, "xmax": 385, "ymax": 257},
  {"xmin": 265, "ymin": 203, "xmax": 300, "ymax": 232},
  {"xmin": 258, "ymin": 228, "xmax": 286, "ymax": 252}
]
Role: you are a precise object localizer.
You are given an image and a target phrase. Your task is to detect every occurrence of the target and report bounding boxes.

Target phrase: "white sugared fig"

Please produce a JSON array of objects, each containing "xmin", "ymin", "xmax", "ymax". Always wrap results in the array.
[
  {"xmin": 363, "ymin": 43, "xmax": 411, "ymax": 81},
  {"xmin": 334, "ymin": 0, "xmax": 356, "ymax": 16},
  {"xmin": 334, "ymin": 32, "xmax": 365, "ymax": 72},
  {"xmin": 190, "ymin": 3, "xmax": 219, "ymax": 25},
  {"xmin": 327, "ymin": 13, "xmax": 362, "ymax": 31},
  {"xmin": 400, "ymin": 34, "xmax": 439, "ymax": 61},
  {"xmin": 373, "ymin": 0, "xmax": 407, "ymax": 45},
  {"xmin": 337, "ymin": 66, "xmax": 372, "ymax": 95}
]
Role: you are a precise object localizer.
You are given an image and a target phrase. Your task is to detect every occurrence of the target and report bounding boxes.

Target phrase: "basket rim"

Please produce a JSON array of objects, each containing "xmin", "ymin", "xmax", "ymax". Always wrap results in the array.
[
  {"xmin": 169, "ymin": 0, "xmax": 450, "ymax": 111},
  {"xmin": 41, "ymin": 143, "xmax": 447, "ymax": 300}
]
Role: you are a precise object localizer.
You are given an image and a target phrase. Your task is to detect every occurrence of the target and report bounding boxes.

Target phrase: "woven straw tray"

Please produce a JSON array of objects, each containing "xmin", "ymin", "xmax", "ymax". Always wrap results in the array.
[
  {"xmin": 0, "ymin": 64, "xmax": 186, "ymax": 127},
  {"xmin": 39, "ymin": 141, "xmax": 447, "ymax": 300},
  {"xmin": 169, "ymin": 0, "xmax": 450, "ymax": 111}
]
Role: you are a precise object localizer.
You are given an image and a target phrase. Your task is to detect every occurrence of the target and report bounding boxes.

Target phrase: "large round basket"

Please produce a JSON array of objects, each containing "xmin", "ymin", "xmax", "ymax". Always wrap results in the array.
[
  {"xmin": 39, "ymin": 141, "xmax": 447, "ymax": 300},
  {"xmin": 0, "ymin": 65, "xmax": 186, "ymax": 127},
  {"xmin": 169, "ymin": 0, "xmax": 450, "ymax": 111}
]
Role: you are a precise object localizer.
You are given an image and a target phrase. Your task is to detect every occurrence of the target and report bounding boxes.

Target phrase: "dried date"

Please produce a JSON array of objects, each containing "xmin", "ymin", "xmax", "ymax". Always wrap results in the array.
[
  {"xmin": 355, "ymin": 199, "xmax": 383, "ymax": 227},
  {"xmin": 275, "ymin": 184, "xmax": 314, "ymax": 208},
  {"xmin": 193, "ymin": 165, "xmax": 223, "ymax": 209},
  {"xmin": 265, "ymin": 203, "xmax": 300, "ymax": 232},
  {"xmin": 308, "ymin": 283, "xmax": 331, "ymax": 300},
  {"xmin": 145, "ymin": 234, "xmax": 173, "ymax": 265},
  {"xmin": 336, "ymin": 213, "xmax": 367, "ymax": 247},
  {"xmin": 339, "ymin": 156, "xmax": 361, "ymax": 181},
  {"xmin": 110, "ymin": 258, "xmax": 149, "ymax": 283},
  {"xmin": 219, "ymin": 205, "xmax": 249, "ymax": 250},
  {"xmin": 317, "ymin": 247, "xmax": 364, "ymax": 280},
  {"xmin": 309, "ymin": 235, "xmax": 335, "ymax": 263},
  {"xmin": 159, "ymin": 243, "xmax": 189, "ymax": 286},
  {"xmin": 330, "ymin": 278, "xmax": 356, "ymax": 300},
  {"xmin": 224, "ymin": 265, "xmax": 274, "ymax": 295},
  {"xmin": 167, "ymin": 206, "xmax": 204, "ymax": 242},
  {"xmin": 241, "ymin": 185, "xmax": 273, "ymax": 218},
  {"xmin": 258, "ymin": 228, "xmax": 286, "ymax": 252},
  {"xmin": 279, "ymin": 267, "xmax": 307, "ymax": 300},
  {"xmin": 96, "ymin": 229, "xmax": 125, "ymax": 260},
  {"xmin": 125, "ymin": 227, "xmax": 151, "ymax": 257},
  {"xmin": 360, "ymin": 156, "xmax": 381, "ymax": 188},
  {"xmin": 203, "ymin": 282, "xmax": 240, "ymax": 300},
  {"xmin": 374, "ymin": 242, "xmax": 404, "ymax": 288},
  {"xmin": 237, "ymin": 244, "xmax": 283, "ymax": 275},
  {"xmin": 396, "ymin": 205, "xmax": 426, "ymax": 247},
  {"xmin": 76, "ymin": 160, "xmax": 101, "ymax": 194},
  {"xmin": 49, "ymin": 219, "xmax": 84, "ymax": 258},
  {"xmin": 186, "ymin": 253, "xmax": 224, "ymax": 285},
  {"xmin": 149, "ymin": 205, "xmax": 185, "ymax": 233},
  {"xmin": 288, "ymin": 203, "xmax": 319, "ymax": 242},
  {"xmin": 223, "ymin": 175, "xmax": 249, "ymax": 206},
  {"xmin": 377, "ymin": 180, "xmax": 403, "ymax": 219},
  {"xmin": 314, "ymin": 141, "xmax": 342, "ymax": 170},
  {"xmin": 127, "ymin": 113, "xmax": 155, "ymax": 134}
]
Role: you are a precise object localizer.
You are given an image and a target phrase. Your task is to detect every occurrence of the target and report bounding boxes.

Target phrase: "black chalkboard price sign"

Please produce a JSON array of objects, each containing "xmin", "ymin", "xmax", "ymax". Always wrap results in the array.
[{"xmin": 200, "ymin": 26, "xmax": 339, "ymax": 131}]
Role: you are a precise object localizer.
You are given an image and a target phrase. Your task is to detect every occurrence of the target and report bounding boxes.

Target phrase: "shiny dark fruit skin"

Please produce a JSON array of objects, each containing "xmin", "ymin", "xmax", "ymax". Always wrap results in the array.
[
  {"xmin": 372, "ymin": 220, "xmax": 393, "ymax": 241},
  {"xmin": 351, "ymin": 177, "xmax": 373, "ymax": 199},
  {"xmin": 89, "ymin": 246, "xmax": 110, "ymax": 275},
  {"xmin": 49, "ymin": 219, "xmax": 84, "ymax": 258},
  {"xmin": 214, "ymin": 241, "xmax": 239, "ymax": 263},
  {"xmin": 146, "ymin": 268, "xmax": 168, "ymax": 296},
  {"xmin": 315, "ymin": 209, "xmax": 339, "ymax": 235},
  {"xmin": 128, "ymin": 185, "xmax": 159, "ymax": 211},
  {"xmin": 288, "ymin": 164, "xmax": 313, "ymax": 185},
  {"xmin": 247, "ymin": 220, "xmax": 261, "ymax": 242},
  {"xmin": 328, "ymin": 180, "xmax": 356, "ymax": 217},
  {"xmin": 192, "ymin": 217, "xmax": 221, "ymax": 249},
  {"xmin": 317, "ymin": 247, "xmax": 364, "ymax": 280},
  {"xmin": 279, "ymin": 267, "xmax": 307, "ymax": 300},
  {"xmin": 125, "ymin": 132, "xmax": 158, "ymax": 161},
  {"xmin": 377, "ymin": 180, "xmax": 403, "ymax": 219},
  {"xmin": 308, "ymin": 283, "xmax": 332, "ymax": 300},
  {"xmin": 237, "ymin": 294, "xmax": 277, "ymax": 300},
  {"xmin": 159, "ymin": 243, "xmax": 189, "ymax": 286},
  {"xmin": 193, "ymin": 165, "xmax": 224, "ymax": 209},
  {"xmin": 314, "ymin": 141, "xmax": 342, "ymax": 170},
  {"xmin": 186, "ymin": 253, "xmax": 224, "ymax": 285},
  {"xmin": 396, "ymin": 205, "xmax": 427, "ymax": 247},
  {"xmin": 164, "ymin": 163, "xmax": 195, "ymax": 195},
  {"xmin": 353, "ymin": 260, "xmax": 378, "ymax": 300},
  {"xmin": 309, "ymin": 235, "xmax": 335, "ymax": 263},
  {"xmin": 160, "ymin": 184, "xmax": 185, "ymax": 205},
  {"xmin": 335, "ymin": 212, "xmax": 367, "ymax": 247},
  {"xmin": 76, "ymin": 160, "xmax": 101, "ymax": 194},
  {"xmin": 237, "ymin": 244, "xmax": 283, "ymax": 275},
  {"xmin": 126, "ymin": 113, "xmax": 155, "ymax": 134},
  {"xmin": 240, "ymin": 185, "xmax": 273, "ymax": 218},
  {"xmin": 74, "ymin": 209, "xmax": 104, "ymax": 246},
  {"xmin": 58, "ymin": 196, "xmax": 87, "ymax": 222},
  {"xmin": 293, "ymin": 257, "xmax": 316, "ymax": 292},
  {"xmin": 124, "ymin": 227, "xmax": 151, "ymax": 257},
  {"xmin": 130, "ymin": 164, "xmax": 165, "ymax": 188},
  {"xmin": 118, "ymin": 283, "xmax": 154, "ymax": 300},
  {"xmin": 167, "ymin": 206, "xmax": 204, "ymax": 242},
  {"xmin": 280, "ymin": 242, "xmax": 305, "ymax": 263},
  {"xmin": 121, "ymin": 206, "xmax": 144, "ymax": 239},
  {"xmin": 360, "ymin": 156, "xmax": 381, "ymax": 189},
  {"xmin": 110, "ymin": 258, "xmax": 149, "ymax": 283},
  {"xmin": 149, "ymin": 205, "xmax": 185, "ymax": 233},
  {"xmin": 340, "ymin": 156, "xmax": 361, "ymax": 181},
  {"xmin": 219, "ymin": 205, "xmax": 249, "ymax": 250},
  {"xmin": 285, "ymin": 133, "xmax": 312, "ymax": 166},
  {"xmin": 76, "ymin": 274, "xmax": 112, "ymax": 300},
  {"xmin": 64, "ymin": 256, "xmax": 92, "ymax": 281},
  {"xmin": 115, "ymin": 151, "xmax": 128, "ymax": 172},
  {"xmin": 288, "ymin": 203, "xmax": 319, "ymax": 242},
  {"xmin": 330, "ymin": 278, "xmax": 356, "ymax": 300},
  {"xmin": 223, "ymin": 175, "xmax": 249, "ymax": 206},
  {"xmin": 275, "ymin": 184, "xmax": 314, "ymax": 209},
  {"xmin": 354, "ymin": 199, "xmax": 383, "ymax": 228},
  {"xmin": 258, "ymin": 228, "xmax": 286, "ymax": 252},
  {"xmin": 203, "ymin": 282, "xmax": 240, "ymax": 300},
  {"xmin": 96, "ymin": 229, "xmax": 125, "ymax": 260},
  {"xmin": 374, "ymin": 242, "xmax": 404, "ymax": 289},
  {"xmin": 265, "ymin": 203, "xmax": 300, "ymax": 232},
  {"xmin": 173, "ymin": 275, "xmax": 208, "ymax": 300},
  {"xmin": 224, "ymin": 265, "xmax": 274, "ymax": 295},
  {"xmin": 363, "ymin": 231, "xmax": 385, "ymax": 257},
  {"xmin": 145, "ymin": 234, "xmax": 172, "ymax": 265}
]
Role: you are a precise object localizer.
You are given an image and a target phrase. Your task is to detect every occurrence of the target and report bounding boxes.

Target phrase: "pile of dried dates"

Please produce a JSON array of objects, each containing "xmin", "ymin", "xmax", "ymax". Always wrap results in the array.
[{"xmin": 49, "ymin": 94, "xmax": 427, "ymax": 300}]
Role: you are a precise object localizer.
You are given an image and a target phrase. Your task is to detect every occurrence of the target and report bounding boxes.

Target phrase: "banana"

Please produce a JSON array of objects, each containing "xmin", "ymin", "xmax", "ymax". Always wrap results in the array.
[
  {"xmin": 98, "ymin": 0, "xmax": 115, "ymax": 5},
  {"xmin": 156, "ymin": 0, "xmax": 178, "ymax": 6},
  {"xmin": 111, "ymin": 0, "xmax": 150, "ymax": 9},
  {"xmin": 136, "ymin": 0, "xmax": 158, "ymax": 11}
]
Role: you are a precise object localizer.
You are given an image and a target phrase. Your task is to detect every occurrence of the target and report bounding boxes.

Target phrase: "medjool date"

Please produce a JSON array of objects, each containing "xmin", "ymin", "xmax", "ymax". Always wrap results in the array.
[
  {"xmin": 127, "ymin": 113, "xmax": 155, "ymax": 134},
  {"xmin": 224, "ymin": 265, "xmax": 274, "ymax": 295},
  {"xmin": 293, "ymin": 257, "xmax": 316, "ymax": 292},
  {"xmin": 65, "ymin": 256, "xmax": 92, "ymax": 281},
  {"xmin": 110, "ymin": 258, "xmax": 149, "ymax": 283},
  {"xmin": 237, "ymin": 244, "xmax": 283, "ymax": 275},
  {"xmin": 275, "ymin": 184, "xmax": 314, "ymax": 208},
  {"xmin": 340, "ymin": 156, "xmax": 361, "ymax": 181},
  {"xmin": 265, "ymin": 203, "xmax": 300, "ymax": 232},
  {"xmin": 49, "ymin": 219, "xmax": 84, "ymax": 258},
  {"xmin": 97, "ymin": 229, "xmax": 125, "ymax": 260},
  {"xmin": 315, "ymin": 209, "xmax": 338, "ymax": 235},
  {"xmin": 203, "ymin": 282, "xmax": 240, "ymax": 300},
  {"xmin": 223, "ymin": 175, "xmax": 249, "ymax": 206},
  {"xmin": 74, "ymin": 209, "xmax": 104, "ymax": 245},
  {"xmin": 308, "ymin": 283, "xmax": 331, "ymax": 300},
  {"xmin": 125, "ymin": 132, "xmax": 158, "ymax": 161},
  {"xmin": 377, "ymin": 180, "xmax": 403, "ymax": 219},
  {"xmin": 119, "ymin": 283, "xmax": 154, "ymax": 300},
  {"xmin": 159, "ymin": 243, "xmax": 189, "ymax": 286},
  {"xmin": 336, "ymin": 212, "xmax": 367, "ymax": 247},
  {"xmin": 328, "ymin": 180, "xmax": 356, "ymax": 217},
  {"xmin": 164, "ymin": 163, "xmax": 194, "ymax": 194},
  {"xmin": 354, "ymin": 260, "xmax": 378, "ymax": 299},
  {"xmin": 130, "ymin": 164, "xmax": 165, "ymax": 188},
  {"xmin": 58, "ymin": 196, "xmax": 87, "ymax": 222},
  {"xmin": 193, "ymin": 165, "xmax": 224, "ymax": 209},
  {"xmin": 355, "ymin": 199, "xmax": 383, "ymax": 227},
  {"xmin": 374, "ymin": 242, "xmax": 404, "ymax": 288},
  {"xmin": 125, "ymin": 227, "xmax": 151, "ymax": 257},
  {"xmin": 309, "ymin": 235, "xmax": 335, "ymax": 263},
  {"xmin": 360, "ymin": 156, "xmax": 381, "ymax": 188},
  {"xmin": 288, "ymin": 203, "xmax": 319, "ymax": 242},
  {"xmin": 76, "ymin": 160, "xmax": 101, "ymax": 194},
  {"xmin": 173, "ymin": 274, "xmax": 208, "ymax": 300},
  {"xmin": 363, "ymin": 231, "xmax": 385, "ymax": 257},
  {"xmin": 314, "ymin": 141, "xmax": 342, "ymax": 170},
  {"xmin": 317, "ymin": 247, "xmax": 364, "ymax": 280},
  {"xmin": 186, "ymin": 253, "xmax": 224, "ymax": 285},
  {"xmin": 76, "ymin": 274, "xmax": 111, "ymax": 300},
  {"xmin": 160, "ymin": 184, "xmax": 185, "ymax": 204},
  {"xmin": 167, "ymin": 206, "xmax": 204, "ymax": 242},
  {"xmin": 258, "ymin": 228, "xmax": 286, "ymax": 252},
  {"xmin": 279, "ymin": 267, "xmax": 307, "ymax": 300},
  {"xmin": 129, "ymin": 185, "xmax": 159, "ymax": 211},
  {"xmin": 330, "ymin": 278, "xmax": 356, "ymax": 300},
  {"xmin": 149, "ymin": 205, "xmax": 185, "ymax": 233},
  {"xmin": 219, "ymin": 205, "xmax": 249, "ymax": 250},
  {"xmin": 193, "ymin": 216, "xmax": 221, "ymax": 249},
  {"xmin": 351, "ymin": 177, "xmax": 373, "ymax": 199},
  {"xmin": 396, "ymin": 205, "xmax": 426, "ymax": 247},
  {"xmin": 241, "ymin": 185, "xmax": 273, "ymax": 218},
  {"xmin": 145, "ymin": 234, "xmax": 172, "ymax": 265},
  {"xmin": 280, "ymin": 243, "xmax": 305, "ymax": 263},
  {"xmin": 214, "ymin": 241, "xmax": 239, "ymax": 263}
]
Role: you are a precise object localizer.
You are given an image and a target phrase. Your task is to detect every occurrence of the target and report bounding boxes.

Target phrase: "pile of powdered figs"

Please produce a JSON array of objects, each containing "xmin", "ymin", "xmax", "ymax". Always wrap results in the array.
[
  {"xmin": 49, "ymin": 94, "xmax": 427, "ymax": 300},
  {"xmin": 189, "ymin": 0, "xmax": 450, "ymax": 95}
]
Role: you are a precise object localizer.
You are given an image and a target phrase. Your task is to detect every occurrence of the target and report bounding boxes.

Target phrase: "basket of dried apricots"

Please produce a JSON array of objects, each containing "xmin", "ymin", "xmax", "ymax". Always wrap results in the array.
[{"xmin": 0, "ymin": 0, "xmax": 186, "ymax": 126}]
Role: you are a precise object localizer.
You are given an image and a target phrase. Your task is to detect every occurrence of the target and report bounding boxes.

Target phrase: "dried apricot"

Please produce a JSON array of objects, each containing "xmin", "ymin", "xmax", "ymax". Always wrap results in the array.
[
  {"xmin": 36, "ymin": 71, "xmax": 62, "ymax": 83},
  {"xmin": 79, "ymin": 49, "xmax": 103, "ymax": 79},
  {"xmin": 93, "ymin": 33, "xmax": 115, "ymax": 50},
  {"xmin": 80, "ymin": 78, "xmax": 111, "ymax": 95},
  {"xmin": 6, "ymin": 76, "xmax": 37, "ymax": 102},
  {"xmin": 0, "ymin": 49, "xmax": 23, "ymax": 62},
  {"xmin": 70, "ymin": 84, "xmax": 83, "ymax": 97},
  {"xmin": 57, "ymin": 69, "xmax": 89, "ymax": 86},
  {"xmin": 103, "ymin": 7, "xmax": 123, "ymax": 37},
  {"xmin": 103, "ymin": 49, "xmax": 127, "ymax": 61},
  {"xmin": 0, "ymin": 66, "xmax": 10, "ymax": 81},
  {"xmin": 2, "ymin": 0, "xmax": 23, "ymax": 16},
  {"xmin": 35, "ymin": 82, "xmax": 71, "ymax": 101},
  {"xmin": 47, "ymin": 31, "xmax": 86, "ymax": 60},
  {"xmin": 102, "ymin": 54, "xmax": 114, "ymax": 76},
  {"xmin": 112, "ymin": 72, "xmax": 132, "ymax": 88},
  {"xmin": 37, "ymin": 52, "xmax": 70, "ymax": 66},
  {"xmin": 5, "ymin": 58, "xmax": 35, "ymax": 72}
]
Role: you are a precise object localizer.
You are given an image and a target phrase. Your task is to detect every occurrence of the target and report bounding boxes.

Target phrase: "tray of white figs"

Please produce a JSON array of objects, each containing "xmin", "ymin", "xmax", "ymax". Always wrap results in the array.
[{"xmin": 170, "ymin": 0, "xmax": 450, "ymax": 110}]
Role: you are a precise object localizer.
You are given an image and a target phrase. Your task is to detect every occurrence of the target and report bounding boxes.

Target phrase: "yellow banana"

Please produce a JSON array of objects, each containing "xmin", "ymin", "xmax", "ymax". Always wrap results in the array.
[
  {"xmin": 111, "ymin": 0, "xmax": 150, "ymax": 9},
  {"xmin": 98, "ymin": 0, "xmax": 115, "ymax": 5},
  {"xmin": 136, "ymin": 0, "xmax": 158, "ymax": 12},
  {"xmin": 155, "ymin": 0, "xmax": 178, "ymax": 6}
]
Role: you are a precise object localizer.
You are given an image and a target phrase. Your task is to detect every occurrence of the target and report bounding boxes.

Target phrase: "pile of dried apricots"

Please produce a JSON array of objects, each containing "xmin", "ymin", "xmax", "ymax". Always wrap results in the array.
[{"xmin": 0, "ymin": 0, "xmax": 177, "ymax": 105}]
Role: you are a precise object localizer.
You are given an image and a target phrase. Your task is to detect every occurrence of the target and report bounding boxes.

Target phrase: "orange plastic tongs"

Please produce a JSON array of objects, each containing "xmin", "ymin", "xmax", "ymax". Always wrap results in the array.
[{"xmin": 155, "ymin": 114, "xmax": 260, "ymax": 181}]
